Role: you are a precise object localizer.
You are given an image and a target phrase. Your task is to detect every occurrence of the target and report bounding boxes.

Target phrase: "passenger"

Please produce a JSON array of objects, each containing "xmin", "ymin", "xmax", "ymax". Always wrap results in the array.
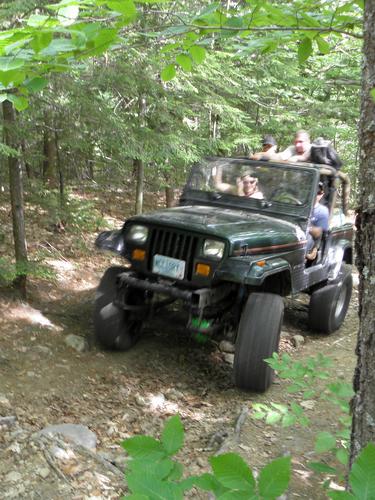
[
  {"xmin": 258, "ymin": 130, "xmax": 311, "ymax": 163},
  {"xmin": 250, "ymin": 135, "xmax": 278, "ymax": 160},
  {"xmin": 306, "ymin": 182, "xmax": 329, "ymax": 261},
  {"xmin": 238, "ymin": 173, "xmax": 264, "ymax": 199}
]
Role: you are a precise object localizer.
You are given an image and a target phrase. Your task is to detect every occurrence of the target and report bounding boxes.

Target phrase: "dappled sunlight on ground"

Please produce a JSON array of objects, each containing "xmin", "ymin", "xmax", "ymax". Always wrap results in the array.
[{"xmin": 4, "ymin": 302, "xmax": 59, "ymax": 330}]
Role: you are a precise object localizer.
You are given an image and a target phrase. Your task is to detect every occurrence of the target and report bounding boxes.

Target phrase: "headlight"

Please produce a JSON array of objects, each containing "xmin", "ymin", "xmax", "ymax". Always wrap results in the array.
[
  {"xmin": 127, "ymin": 225, "xmax": 149, "ymax": 243},
  {"xmin": 203, "ymin": 239, "xmax": 225, "ymax": 259}
]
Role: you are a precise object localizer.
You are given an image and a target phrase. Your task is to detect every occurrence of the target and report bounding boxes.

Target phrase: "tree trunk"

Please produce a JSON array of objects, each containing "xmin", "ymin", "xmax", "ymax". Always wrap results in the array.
[
  {"xmin": 350, "ymin": 3, "xmax": 375, "ymax": 465},
  {"xmin": 134, "ymin": 96, "xmax": 146, "ymax": 214},
  {"xmin": 54, "ymin": 130, "xmax": 64, "ymax": 207},
  {"xmin": 43, "ymin": 112, "xmax": 57, "ymax": 187},
  {"xmin": 2, "ymin": 100, "xmax": 28, "ymax": 298},
  {"xmin": 165, "ymin": 186, "xmax": 174, "ymax": 207},
  {"xmin": 134, "ymin": 158, "xmax": 144, "ymax": 214}
]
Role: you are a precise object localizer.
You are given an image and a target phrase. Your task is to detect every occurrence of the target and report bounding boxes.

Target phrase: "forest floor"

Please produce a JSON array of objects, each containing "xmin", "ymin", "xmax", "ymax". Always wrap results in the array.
[{"xmin": 0, "ymin": 186, "xmax": 358, "ymax": 499}]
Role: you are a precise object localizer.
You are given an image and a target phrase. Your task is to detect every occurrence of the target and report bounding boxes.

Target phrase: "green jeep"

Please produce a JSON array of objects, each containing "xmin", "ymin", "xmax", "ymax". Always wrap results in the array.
[{"xmin": 94, "ymin": 158, "xmax": 353, "ymax": 392}]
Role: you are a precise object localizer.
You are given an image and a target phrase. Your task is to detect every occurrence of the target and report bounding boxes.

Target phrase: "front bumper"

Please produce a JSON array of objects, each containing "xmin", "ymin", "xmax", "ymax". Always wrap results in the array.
[{"xmin": 117, "ymin": 271, "xmax": 235, "ymax": 311}]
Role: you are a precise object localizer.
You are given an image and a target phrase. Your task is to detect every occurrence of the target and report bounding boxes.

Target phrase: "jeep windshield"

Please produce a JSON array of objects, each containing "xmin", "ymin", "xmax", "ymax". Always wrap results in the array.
[{"xmin": 184, "ymin": 158, "xmax": 316, "ymax": 217}]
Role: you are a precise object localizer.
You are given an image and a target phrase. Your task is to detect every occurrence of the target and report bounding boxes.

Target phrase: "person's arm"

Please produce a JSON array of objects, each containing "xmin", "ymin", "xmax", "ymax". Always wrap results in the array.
[{"xmin": 213, "ymin": 166, "xmax": 233, "ymax": 192}]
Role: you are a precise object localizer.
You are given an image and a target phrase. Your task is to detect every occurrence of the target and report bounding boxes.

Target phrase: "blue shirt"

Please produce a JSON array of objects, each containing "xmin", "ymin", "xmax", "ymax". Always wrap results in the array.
[{"xmin": 311, "ymin": 203, "xmax": 329, "ymax": 231}]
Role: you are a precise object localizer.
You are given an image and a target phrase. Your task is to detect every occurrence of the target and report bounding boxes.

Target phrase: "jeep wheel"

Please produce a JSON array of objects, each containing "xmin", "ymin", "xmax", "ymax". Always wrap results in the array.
[
  {"xmin": 308, "ymin": 264, "xmax": 352, "ymax": 334},
  {"xmin": 94, "ymin": 266, "xmax": 143, "ymax": 350},
  {"xmin": 233, "ymin": 293, "xmax": 284, "ymax": 392}
]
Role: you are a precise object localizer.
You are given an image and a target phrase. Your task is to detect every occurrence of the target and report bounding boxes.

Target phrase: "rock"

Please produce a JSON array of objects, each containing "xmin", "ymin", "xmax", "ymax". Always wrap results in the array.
[
  {"xmin": 5, "ymin": 471, "xmax": 22, "ymax": 482},
  {"xmin": 36, "ymin": 467, "xmax": 50, "ymax": 479},
  {"xmin": 292, "ymin": 335, "xmax": 305, "ymax": 348},
  {"xmin": 223, "ymin": 353, "xmax": 235, "ymax": 365},
  {"xmin": 134, "ymin": 394, "xmax": 146, "ymax": 407},
  {"xmin": 0, "ymin": 394, "xmax": 11, "ymax": 407},
  {"xmin": 219, "ymin": 340, "xmax": 235, "ymax": 353},
  {"xmin": 64, "ymin": 334, "xmax": 89, "ymax": 353},
  {"xmin": 280, "ymin": 330, "xmax": 290, "ymax": 338},
  {"xmin": 39, "ymin": 423, "xmax": 97, "ymax": 451},
  {"xmin": 166, "ymin": 388, "xmax": 184, "ymax": 401},
  {"xmin": 196, "ymin": 457, "xmax": 206, "ymax": 468},
  {"xmin": 0, "ymin": 415, "xmax": 17, "ymax": 427}
]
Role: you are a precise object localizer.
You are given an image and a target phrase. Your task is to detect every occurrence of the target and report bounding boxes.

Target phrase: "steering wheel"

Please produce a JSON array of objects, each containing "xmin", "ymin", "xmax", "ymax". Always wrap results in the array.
[{"xmin": 270, "ymin": 188, "xmax": 303, "ymax": 206}]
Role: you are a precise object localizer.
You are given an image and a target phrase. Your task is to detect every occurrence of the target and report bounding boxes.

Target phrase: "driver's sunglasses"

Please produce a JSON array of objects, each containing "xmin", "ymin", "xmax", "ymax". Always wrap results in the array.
[{"xmin": 243, "ymin": 179, "xmax": 257, "ymax": 184}]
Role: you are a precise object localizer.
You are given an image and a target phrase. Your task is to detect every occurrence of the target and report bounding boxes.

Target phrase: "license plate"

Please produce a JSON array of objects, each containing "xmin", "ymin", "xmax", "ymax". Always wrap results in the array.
[{"xmin": 153, "ymin": 254, "xmax": 186, "ymax": 280}]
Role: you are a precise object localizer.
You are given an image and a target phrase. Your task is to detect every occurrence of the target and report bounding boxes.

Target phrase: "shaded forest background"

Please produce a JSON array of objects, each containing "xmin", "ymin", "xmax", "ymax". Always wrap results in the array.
[{"xmin": 0, "ymin": 0, "xmax": 361, "ymax": 259}]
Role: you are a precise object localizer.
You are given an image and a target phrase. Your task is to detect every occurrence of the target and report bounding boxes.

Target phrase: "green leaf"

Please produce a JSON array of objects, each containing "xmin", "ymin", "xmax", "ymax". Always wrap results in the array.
[
  {"xmin": 315, "ymin": 432, "xmax": 336, "ymax": 453},
  {"xmin": 127, "ymin": 469, "xmax": 183, "ymax": 499},
  {"xmin": 189, "ymin": 45, "xmax": 206, "ymax": 64},
  {"xmin": 217, "ymin": 492, "xmax": 254, "ymax": 499},
  {"xmin": 193, "ymin": 473, "xmax": 228, "ymax": 496},
  {"xmin": 258, "ymin": 456, "xmax": 291, "ymax": 498},
  {"xmin": 122, "ymin": 435, "xmax": 164, "ymax": 459},
  {"xmin": 0, "ymin": 57, "xmax": 24, "ymax": 72},
  {"xmin": 161, "ymin": 415, "xmax": 184, "ymax": 456},
  {"xmin": 336, "ymin": 448, "xmax": 349, "ymax": 466},
  {"xmin": 349, "ymin": 443, "xmax": 375, "ymax": 500},
  {"xmin": 316, "ymin": 36, "xmax": 330, "ymax": 55},
  {"xmin": 176, "ymin": 54, "xmax": 192, "ymax": 72},
  {"xmin": 7, "ymin": 94, "xmax": 28, "ymax": 111},
  {"xmin": 298, "ymin": 37, "xmax": 313, "ymax": 64},
  {"xmin": 282, "ymin": 413, "xmax": 297, "ymax": 427},
  {"xmin": 0, "ymin": 93, "xmax": 8, "ymax": 103},
  {"xmin": 328, "ymin": 492, "xmax": 355, "ymax": 499},
  {"xmin": 24, "ymin": 77, "xmax": 48, "ymax": 93},
  {"xmin": 308, "ymin": 461, "xmax": 337, "ymax": 474},
  {"xmin": 161, "ymin": 64, "xmax": 176, "ymax": 81},
  {"xmin": 0, "ymin": 70, "xmax": 25, "ymax": 87},
  {"xmin": 107, "ymin": 0, "xmax": 137, "ymax": 20},
  {"xmin": 265, "ymin": 411, "xmax": 282, "ymax": 425},
  {"xmin": 40, "ymin": 38, "xmax": 77, "ymax": 56},
  {"xmin": 210, "ymin": 453, "xmax": 255, "ymax": 492},
  {"xmin": 369, "ymin": 88, "xmax": 375, "ymax": 102},
  {"xmin": 30, "ymin": 33, "xmax": 53, "ymax": 54},
  {"xmin": 58, "ymin": 5, "xmax": 79, "ymax": 26},
  {"xmin": 168, "ymin": 461, "xmax": 183, "ymax": 481},
  {"xmin": 27, "ymin": 15, "xmax": 56, "ymax": 27}
]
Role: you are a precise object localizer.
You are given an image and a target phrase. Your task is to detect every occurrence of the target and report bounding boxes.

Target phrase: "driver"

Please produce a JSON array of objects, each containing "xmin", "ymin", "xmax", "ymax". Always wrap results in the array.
[
  {"xmin": 306, "ymin": 182, "xmax": 329, "ymax": 261},
  {"xmin": 238, "ymin": 173, "xmax": 264, "ymax": 199}
]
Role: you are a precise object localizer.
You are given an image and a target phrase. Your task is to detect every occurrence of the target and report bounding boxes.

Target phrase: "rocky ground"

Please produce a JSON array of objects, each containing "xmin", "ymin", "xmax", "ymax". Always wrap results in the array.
[{"xmin": 0, "ymin": 189, "xmax": 358, "ymax": 499}]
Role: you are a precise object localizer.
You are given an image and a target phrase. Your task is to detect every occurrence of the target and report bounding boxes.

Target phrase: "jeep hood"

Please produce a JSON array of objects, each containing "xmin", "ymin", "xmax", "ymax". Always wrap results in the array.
[{"xmin": 130, "ymin": 205, "xmax": 306, "ymax": 254}]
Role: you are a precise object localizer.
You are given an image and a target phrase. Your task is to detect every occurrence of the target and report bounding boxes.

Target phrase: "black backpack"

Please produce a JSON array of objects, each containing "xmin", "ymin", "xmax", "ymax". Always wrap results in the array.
[{"xmin": 310, "ymin": 138, "xmax": 343, "ymax": 170}]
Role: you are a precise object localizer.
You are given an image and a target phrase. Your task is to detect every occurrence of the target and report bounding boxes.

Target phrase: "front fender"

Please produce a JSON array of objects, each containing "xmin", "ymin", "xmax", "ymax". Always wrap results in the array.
[
  {"xmin": 95, "ymin": 230, "xmax": 125, "ymax": 255},
  {"xmin": 215, "ymin": 256, "xmax": 291, "ymax": 286},
  {"xmin": 245, "ymin": 257, "xmax": 291, "ymax": 286}
]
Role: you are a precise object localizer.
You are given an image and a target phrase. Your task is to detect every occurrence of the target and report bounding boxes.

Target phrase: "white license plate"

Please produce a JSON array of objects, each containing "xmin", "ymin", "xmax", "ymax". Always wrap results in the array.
[{"xmin": 153, "ymin": 254, "xmax": 186, "ymax": 280}]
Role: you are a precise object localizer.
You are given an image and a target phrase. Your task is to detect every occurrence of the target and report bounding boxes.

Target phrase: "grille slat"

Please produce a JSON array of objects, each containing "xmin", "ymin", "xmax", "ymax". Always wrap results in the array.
[{"xmin": 147, "ymin": 228, "xmax": 199, "ymax": 281}]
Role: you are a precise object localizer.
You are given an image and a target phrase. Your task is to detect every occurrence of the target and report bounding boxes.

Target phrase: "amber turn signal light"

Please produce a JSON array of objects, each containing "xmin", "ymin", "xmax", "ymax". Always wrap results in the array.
[
  {"xmin": 255, "ymin": 260, "xmax": 267, "ymax": 267},
  {"xmin": 196, "ymin": 263, "xmax": 211, "ymax": 276},
  {"xmin": 132, "ymin": 249, "xmax": 146, "ymax": 261}
]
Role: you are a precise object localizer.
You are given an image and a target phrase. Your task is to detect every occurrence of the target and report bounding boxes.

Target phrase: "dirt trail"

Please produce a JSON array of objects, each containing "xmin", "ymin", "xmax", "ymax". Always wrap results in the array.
[
  {"xmin": 0, "ymin": 190, "xmax": 358, "ymax": 498},
  {"xmin": 0, "ymin": 246, "xmax": 358, "ymax": 498}
]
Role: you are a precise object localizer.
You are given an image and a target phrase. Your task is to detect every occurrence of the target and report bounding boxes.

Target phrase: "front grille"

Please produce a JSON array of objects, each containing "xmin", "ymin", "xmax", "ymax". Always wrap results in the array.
[{"xmin": 148, "ymin": 228, "xmax": 199, "ymax": 280}]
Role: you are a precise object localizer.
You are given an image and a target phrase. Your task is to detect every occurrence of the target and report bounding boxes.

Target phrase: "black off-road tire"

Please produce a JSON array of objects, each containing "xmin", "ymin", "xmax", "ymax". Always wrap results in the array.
[
  {"xmin": 308, "ymin": 264, "xmax": 352, "ymax": 334},
  {"xmin": 233, "ymin": 293, "xmax": 284, "ymax": 393},
  {"xmin": 94, "ymin": 266, "xmax": 143, "ymax": 351}
]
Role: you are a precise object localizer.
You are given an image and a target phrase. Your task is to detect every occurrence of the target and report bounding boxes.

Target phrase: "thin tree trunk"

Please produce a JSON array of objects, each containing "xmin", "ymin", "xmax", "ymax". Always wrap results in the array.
[
  {"xmin": 21, "ymin": 140, "xmax": 31, "ymax": 179},
  {"xmin": 2, "ymin": 100, "xmax": 28, "ymax": 298},
  {"xmin": 54, "ymin": 130, "xmax": 64, "ymax": 207},
  {"xmin": 350, "ymin": 3, "xmax": 375, "ymax": 466},
  {"xmin": 135, "ymin": 96, "xmax": 146, "ymax": 214},
  {"xmin": 134, "ymin": 158, "xmax": 144, "ymax": 214},
  {"xmin": 43, "ymin": 112, "xmax": 57, "ymax": 187},
  {"xmin": 165, "ymin": 186, "xmax": 174, "ymax": 207}
]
